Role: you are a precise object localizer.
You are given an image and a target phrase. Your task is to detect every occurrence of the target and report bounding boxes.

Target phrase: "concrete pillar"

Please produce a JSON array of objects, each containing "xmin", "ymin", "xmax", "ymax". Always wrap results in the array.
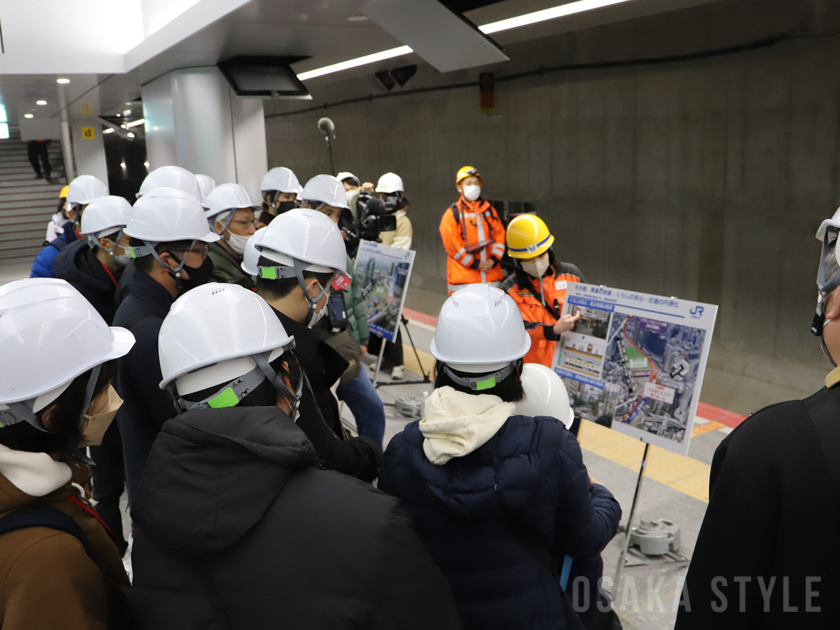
[
  {"xmin": 142, "ymin": 67, "xmax": 268, "ymax": 201},
  {"xmin": 56, "ymin": 84, "xmax": 76, "ymax": 181}
]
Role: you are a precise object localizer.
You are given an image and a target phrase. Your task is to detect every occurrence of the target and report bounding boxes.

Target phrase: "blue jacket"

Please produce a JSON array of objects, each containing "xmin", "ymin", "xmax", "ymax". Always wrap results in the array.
[
  {"xmin": 113, "ymin": 271, "xmax": 175, "ymax": 505},
  {"xmin": 30, "ymin": 221, "xmax": 79, "ymax": 278},
  {"xmin": 379, "ymin": 415, "xmax": 621, "ymax": 630}
]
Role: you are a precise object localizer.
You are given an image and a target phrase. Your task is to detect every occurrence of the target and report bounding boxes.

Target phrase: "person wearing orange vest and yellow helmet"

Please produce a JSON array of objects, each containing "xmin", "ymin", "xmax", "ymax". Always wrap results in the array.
[
  {"xmin": 501, "ymin": 214, "xmax": 585, "ymax": 367},
  {"xmin": 439, "ymin": 166, "xmax": 506, "ymax": 294}
]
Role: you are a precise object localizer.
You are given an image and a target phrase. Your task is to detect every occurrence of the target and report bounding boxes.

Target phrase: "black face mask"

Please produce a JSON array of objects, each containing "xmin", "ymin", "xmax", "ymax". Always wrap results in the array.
[
  {"xmin": 276, "ymin": 200, "xmax": 298, "ymax": 215},
  {"xmin": 167, "ymin": 252, "xmax": 215, "ymax": 295}
]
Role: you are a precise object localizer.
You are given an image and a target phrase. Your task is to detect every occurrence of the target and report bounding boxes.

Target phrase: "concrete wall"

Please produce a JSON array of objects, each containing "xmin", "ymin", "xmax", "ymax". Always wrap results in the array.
[{"xmin": 264, "ymin": 0, "xmax": 840, "ymax": 392}]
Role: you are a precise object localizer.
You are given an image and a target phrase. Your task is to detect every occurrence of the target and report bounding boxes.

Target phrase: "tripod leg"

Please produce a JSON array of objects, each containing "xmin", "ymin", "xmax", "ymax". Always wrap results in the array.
[
  {"xmin": 372, "ymin": 338, "xmax": 387, "ymax": 386},
  {"xmin": 401, "ymin": 317, "xmax": 430, "ymax": 381}
]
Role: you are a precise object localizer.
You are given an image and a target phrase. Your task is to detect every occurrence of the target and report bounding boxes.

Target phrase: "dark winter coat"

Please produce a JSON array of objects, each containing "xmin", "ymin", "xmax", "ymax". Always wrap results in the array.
[
  {"xmin": 53, "ymin": 240, "xmax": 121, "ymax": 323},
  {"xmin": 379, "ymin": 414, "xmax": 621, "ymax": 630},
  {"xmin": 130, "ymin": 406, "xmax": 462, "ymax": 630},
  {"xmin": 271, "ymin": 307, "xmax": 382, "ymax": 481},
  {"xmin": 112, "ymin": 271, "xmax": 176, "ymax": 504},
  {"xmin": 208, "ymin": 241, "xmax": 253, "ymax": 288},
  {"xmin": 675, "ymin": 379, "xmax": 840, "ymax": 629}
]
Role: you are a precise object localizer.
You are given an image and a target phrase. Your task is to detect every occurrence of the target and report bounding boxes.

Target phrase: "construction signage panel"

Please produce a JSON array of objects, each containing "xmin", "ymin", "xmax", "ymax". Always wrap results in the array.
[
  {"xmin": 354, "ymin": 240, "xmax": 416, "ymax": 343},
  {"xmin": 552, "ymin": 283, "xmax": 717, "ymax": 456}
]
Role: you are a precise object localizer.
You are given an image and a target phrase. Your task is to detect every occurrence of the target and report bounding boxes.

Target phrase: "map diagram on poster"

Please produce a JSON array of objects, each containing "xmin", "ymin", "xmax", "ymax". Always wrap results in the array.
[
  {"xmin": 552, "ymin": 283, "xmax": 717, "ymax": 456},
  {"xmin": 354, "ymin": 240, "xmax": 416, "ymax": 343}
]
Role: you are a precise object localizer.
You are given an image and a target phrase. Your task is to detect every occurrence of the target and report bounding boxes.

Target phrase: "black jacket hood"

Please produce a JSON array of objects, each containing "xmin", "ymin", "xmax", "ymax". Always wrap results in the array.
[
  {"xmin": 131, "ymin": 406, "xmax": 318, "ymax": 557},
  {"xmin": 53, "ymin": 239, "xmax": 114, "ymax": 297}
]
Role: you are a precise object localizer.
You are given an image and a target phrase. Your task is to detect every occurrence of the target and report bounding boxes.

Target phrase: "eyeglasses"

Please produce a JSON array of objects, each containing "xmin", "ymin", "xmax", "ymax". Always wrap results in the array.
[{"xmin": 230, "ymin": 218, "xmax": 259, "ymax": 228}]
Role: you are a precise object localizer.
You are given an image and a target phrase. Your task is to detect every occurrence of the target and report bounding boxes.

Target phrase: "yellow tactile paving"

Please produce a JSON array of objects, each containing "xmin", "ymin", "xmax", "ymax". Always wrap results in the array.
[
  {"xmin": 400, "ymin": 346, "xmax": 712, "ymax": 503},
  {"xmin": 578, "ymin": 421, "xmax": 711, "ymax": 503},
  {"xmin": 691, "ymin": 421, "xmax": 724, "ymax": 437}
]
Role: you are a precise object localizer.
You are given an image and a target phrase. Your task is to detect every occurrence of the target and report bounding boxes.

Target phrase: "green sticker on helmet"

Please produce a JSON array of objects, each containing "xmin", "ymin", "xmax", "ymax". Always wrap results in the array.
[
  {"xmin": 207, "ymin": 387, "xmax": 239, "ymax": 409},
  {"xmin": 260, "ymin": 268, "xmax": 278, "ymax": 280},
  {"xmin": 475, "ymin": 376, "xmax": 497, "ymax": 391}
]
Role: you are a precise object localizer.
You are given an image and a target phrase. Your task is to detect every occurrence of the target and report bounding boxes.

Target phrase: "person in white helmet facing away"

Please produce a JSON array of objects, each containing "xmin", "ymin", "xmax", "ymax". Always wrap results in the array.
[
  {"xmin": 367, "ymin": 172, "xmax": 413, "ymax": 380},
  {"xmin": 112, "ymin": 187, "xmax": 220, "ymax": 505},
  {"xmin": 204, "ymin": 183, "xmax": 258, "ymax": 288},
  {"xmin": 258, "ymin": 166, "xmax": 301, "ymax": 228},
  {"xmin": 302, "ymin": 175, "xmax": 387, "ymax": 449},
  {"xmin": 240, "ymin": 226, "xmax": 267, "ymax": 283},
  {"xmin": 128, "ymin": 284, "xmax": 460, "ymax": 630},
  {"xmin": 379, "ymin": 285, "xmax": 621, "ymax": 630},
  {"xmin": 194, "ymin": 173, "xmax": 215, "ymax": 203},
  {"xmin": 675, "ymin": 212, "xmax": 840, "ymax": 628},
  {"xmin": 31, "ymin": 174, "xmax": 109, "ymax": 279},
  {"xmin": 136, "ymin": 165, "xmax": 201, "ymax": 200},
  {"xmin": 517, "ymin": 363, "xmax": 622, "ymax": 630},
  {"xmin": 337, "ymin": 171, "xmax": 362, "ymax": 219},
  {"xmin": 255, "ymin": 208, "xmax": 382, "ymax": 481},
  {"xmin": 0, "ymin": 278, "xmax": 135, "ymax": 629}
]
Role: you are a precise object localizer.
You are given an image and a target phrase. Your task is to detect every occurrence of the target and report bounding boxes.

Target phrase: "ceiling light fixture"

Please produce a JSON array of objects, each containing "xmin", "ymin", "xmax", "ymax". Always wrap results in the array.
[
  {"xmin": 120, "ymin": 162, "xmax": 126, "ymax": 168},
  {"xmin": 125, "ymin": 118, "xmax": 145, "ymax": 128},
  {"xmin": 103, "ymin": 128, "xmax": 115, "ymax": 134},
  {"xmin": 36, "ymin": 100, "xmax": 47, "ymax": 106},
  {"xmin": 127, "ymin": 132, "xmax": 136, "ymax": 139},
  {"xmin": 24, "ymin": 114, "xmax": 33, "ymax": 119},
  {"xmin": 297, "ymin": 0, "xmax": 635, "ymax": 81},
  {"xmin": 123, "ymin": 109, "xmax": 132, "ymax": 116},
  {"xmin": 56, "ymin": 78, "xmax": 70, "ymax": 84}
]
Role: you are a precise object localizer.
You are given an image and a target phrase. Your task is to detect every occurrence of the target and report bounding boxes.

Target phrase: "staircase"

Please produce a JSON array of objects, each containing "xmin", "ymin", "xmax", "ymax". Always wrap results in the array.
[{"xmin": 0, "ymin": 126, "xmax": 67, "ymax": 264}]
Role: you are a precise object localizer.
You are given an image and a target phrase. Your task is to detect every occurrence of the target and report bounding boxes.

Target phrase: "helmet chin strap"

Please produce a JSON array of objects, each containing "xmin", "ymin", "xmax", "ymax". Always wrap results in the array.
[{"xmin": 257, "ymin": 257, "xmax": 336, "ymax": 324}]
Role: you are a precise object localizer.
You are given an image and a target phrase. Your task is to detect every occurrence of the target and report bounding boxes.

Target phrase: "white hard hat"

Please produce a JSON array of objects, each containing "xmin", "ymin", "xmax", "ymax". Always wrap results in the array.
[
  {"xmin": 0, "ymin": 279, "xmax": 134, "ymax": 429},
  {"xmin": 137, "ymin": 166, "xmax": 201, "ymax": 200},
  {"xmin": 159, "ymin": 283, "xmax": 295, "ymax": 390},
  {"xmin": 301, "ymin": 174, "xmax": 349, "ymax": 210},
  {"xmin": 261, "ymin": 167, "xmax": 301, "ymax": 195},
  {"xmin": 431, "ymin": 285, "xmax": 531, "ymax": 373},
  {"xmin": 66, "ymin": 175, "xmax": 108, "ymax": 205},
  {"xmin": 375, "ymin": 172, "xmax": 404, "ymax": 194},
  {"xmin": 516, "ymin": 363, "xmax": 575, "ymax": 429},
  {"xmin": 817, "ymin": 207, "xmax": 840, "ymax": 241},
  {"xmin": 80, "ymin": 196, "xmax": 132, "ymax": 237},
  {"xmin": 124, "ymin": 188, "xmax": 220, "ymax": 244},
  {"xmin": 204, "ymin": 184, "xmax": 255, "ymax": 220},
  {"xmin": 195, "ymin": 174, "xmax": 216, "ymax": 203},
  {"xmin": 336, "ymin": 172, "xmax": 360, "ymax": 186},
  {"xmin": 241, "ymin": 227, "xmax": 268, "ymax": 277},
  {"xmin": 256, "ymin": 208, "xmax": 348, "ymax": 278}
]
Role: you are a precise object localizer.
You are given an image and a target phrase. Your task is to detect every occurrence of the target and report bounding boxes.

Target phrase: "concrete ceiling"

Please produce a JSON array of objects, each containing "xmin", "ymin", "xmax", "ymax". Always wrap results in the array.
[{"xmin": 0, "ymin": 0, "xmax": 722, "ymax": 127}]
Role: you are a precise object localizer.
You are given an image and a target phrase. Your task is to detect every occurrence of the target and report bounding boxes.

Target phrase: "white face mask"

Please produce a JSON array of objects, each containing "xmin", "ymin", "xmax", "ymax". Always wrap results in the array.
[
  {"xmin": 522, "ymin": 255, "xmax": 549, "ymax": 278},
  {"xmin": 227, "ymin": 232, "xmax": 251, "ymax": 256},
  {"xmin": 112, "ymin": 253, "xmax": 131, "ymax": 269},
  {"xmin": 462, "ymin": 184, "xmax": 481, "ymax": 202}
]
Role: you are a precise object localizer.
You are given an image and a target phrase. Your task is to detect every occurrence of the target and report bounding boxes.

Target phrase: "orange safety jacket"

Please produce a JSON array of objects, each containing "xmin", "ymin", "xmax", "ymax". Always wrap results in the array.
[
  {"xmin": 502, "ymin": 262, "xmax": 586, "ymax": 367},
  {"xmin": 439, "ymin": 197, "xmax": 506, "ymax": 294}
]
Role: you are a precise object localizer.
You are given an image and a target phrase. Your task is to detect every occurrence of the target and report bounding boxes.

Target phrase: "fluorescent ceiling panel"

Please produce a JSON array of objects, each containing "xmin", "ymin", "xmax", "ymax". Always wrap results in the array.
[{"xmin": 361, "ymin": 0, "xmax": 508, "ymax": 73}]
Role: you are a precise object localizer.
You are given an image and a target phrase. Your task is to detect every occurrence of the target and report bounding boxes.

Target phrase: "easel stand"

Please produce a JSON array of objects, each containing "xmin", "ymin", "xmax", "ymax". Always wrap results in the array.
[
  {"xmin": 612, "ymin": 442, "xmax": 650, "ymax": 594},
  {"xmin": 372, "ymin": 315, "xmax": 432, "ymax": 388}
]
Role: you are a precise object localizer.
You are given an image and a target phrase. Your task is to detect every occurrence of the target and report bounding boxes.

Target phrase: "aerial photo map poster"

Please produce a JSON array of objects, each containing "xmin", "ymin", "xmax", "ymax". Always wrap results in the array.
[
  {"xmin": 552, "ymin": 283, "xmax": 717, "ymax": 456},
  {"xmin": 354, "ymin": 240, "xmax": 416, "ymax": 343}
]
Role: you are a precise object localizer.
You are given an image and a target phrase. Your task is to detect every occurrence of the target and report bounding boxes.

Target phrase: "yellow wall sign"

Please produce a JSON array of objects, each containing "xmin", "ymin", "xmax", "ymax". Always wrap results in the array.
[
  {"xmin": 81, "ymin": 127, "xmax": 95, "ymax": 140},
  {"xmin": 79, "ymin": 101, "xmax": 93, "ymax": 116}
]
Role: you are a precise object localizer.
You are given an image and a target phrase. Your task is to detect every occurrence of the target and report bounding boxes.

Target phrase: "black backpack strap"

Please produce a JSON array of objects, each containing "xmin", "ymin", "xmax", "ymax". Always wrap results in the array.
[
  {"xmin": 803, "ymin": 391, "xmax": 840, "ymax": 509},
  {"xmin": 0, "ymin": 503, "xmax": 91, "ymax": 556}
]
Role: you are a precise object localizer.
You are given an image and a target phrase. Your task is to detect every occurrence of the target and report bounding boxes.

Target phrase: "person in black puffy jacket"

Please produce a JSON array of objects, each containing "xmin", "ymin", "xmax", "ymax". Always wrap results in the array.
[
  {"xmin": 131, "ymin": 283, "xmax": 461, "ymax": 630},
  {"xmin": 379, "ymin": 285, "xmax": 621, "ymax": 630}
]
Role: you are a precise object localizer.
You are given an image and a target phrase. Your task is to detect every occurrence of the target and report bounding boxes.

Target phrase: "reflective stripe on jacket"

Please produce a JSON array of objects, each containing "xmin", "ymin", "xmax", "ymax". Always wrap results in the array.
[
  {"xmin": 439, "ymin": 197, "xmax": 505, "ymax": 294},
  {"xmin": 502, "ymin": 262, "xmax": 585, "ymax": 367}
]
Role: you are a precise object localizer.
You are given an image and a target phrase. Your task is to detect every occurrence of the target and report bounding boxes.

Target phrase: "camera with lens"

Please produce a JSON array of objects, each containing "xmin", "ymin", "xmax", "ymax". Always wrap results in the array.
[{"xmin": 341, "ymin": 193, "xmax": 397, "ymax": 257}]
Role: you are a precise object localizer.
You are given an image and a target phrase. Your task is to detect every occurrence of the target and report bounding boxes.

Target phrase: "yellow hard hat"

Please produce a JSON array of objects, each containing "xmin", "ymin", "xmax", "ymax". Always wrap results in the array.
[
  {"xmin": 59, "ymin": 185, "xmax": 69, "ymax": 200},
  {"xmin": 506, "ymin": 214, "xmax": 554, "ymax": 260},
  {"xmin": 456, "ymin": 166, "xmax": 481, "ymax": 186}
]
